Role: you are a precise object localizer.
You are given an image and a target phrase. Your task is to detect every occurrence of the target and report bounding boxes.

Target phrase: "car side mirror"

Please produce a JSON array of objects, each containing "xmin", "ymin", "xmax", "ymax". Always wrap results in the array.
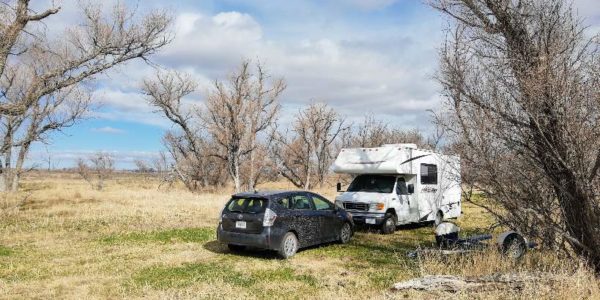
[
  {"xmin": 407, "ymin": 184, "xmax": 414, "ymax": 194},
  {"xmin": 336, "ymin": 182, "xmax": 342, "ymax": 192}
]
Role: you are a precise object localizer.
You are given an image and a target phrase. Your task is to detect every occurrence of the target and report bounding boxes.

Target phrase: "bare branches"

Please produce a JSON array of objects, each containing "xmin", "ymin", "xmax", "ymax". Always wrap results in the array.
[
  {"xmin": 0, "ymin": 1, "xmax": 173, "ymax": 192},
  {"xmin": 201, "ymin": 60, "xmax": 284, "ymax": 192},
  {"xmin": 432, "ymin": 0, "xmax": 600, "ymax": 272},
  {"xmin": 273, "ymin": 103, "xmax": 348, "ymax": 189},
  {"xmin": 77, "ymin": 152, "xmax": 115, "ymax": 191}
]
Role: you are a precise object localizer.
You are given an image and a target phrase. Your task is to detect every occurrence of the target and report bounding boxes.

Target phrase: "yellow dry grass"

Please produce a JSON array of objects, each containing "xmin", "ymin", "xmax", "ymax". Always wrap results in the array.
[{"xmin": 0, "ymin": 172, "xmax": 597, "ymax": 299}]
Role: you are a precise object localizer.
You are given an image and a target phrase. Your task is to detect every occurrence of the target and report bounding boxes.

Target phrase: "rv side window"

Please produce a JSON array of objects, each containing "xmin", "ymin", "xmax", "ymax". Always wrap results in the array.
[{"xmin": 420, "ymin": 164, "xmax": 438, "ymax": 185}]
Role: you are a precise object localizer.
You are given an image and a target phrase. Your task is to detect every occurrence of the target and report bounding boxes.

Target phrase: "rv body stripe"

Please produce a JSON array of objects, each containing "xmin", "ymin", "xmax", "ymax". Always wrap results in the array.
[{"xmin": 400, "ymin": 154, "xmax": 430, "ymax": 165}]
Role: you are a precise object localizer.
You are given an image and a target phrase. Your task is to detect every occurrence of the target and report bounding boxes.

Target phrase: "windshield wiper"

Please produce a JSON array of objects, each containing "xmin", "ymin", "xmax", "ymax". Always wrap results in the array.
[{"xmin": 228, "ymin": 210, "xmax": 243, "ymax": 213}]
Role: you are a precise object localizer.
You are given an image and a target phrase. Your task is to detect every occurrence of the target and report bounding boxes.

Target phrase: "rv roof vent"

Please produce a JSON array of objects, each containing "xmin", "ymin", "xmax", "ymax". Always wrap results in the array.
[{"xmin": 382, "ymin": 143, "xmax": 418, "ymax": 149}]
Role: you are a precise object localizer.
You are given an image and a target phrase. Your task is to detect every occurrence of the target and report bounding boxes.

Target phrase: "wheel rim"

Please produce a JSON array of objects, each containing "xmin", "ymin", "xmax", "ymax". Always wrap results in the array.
[
  {"xmin": 283, "ymin": 235, "xmax": 296, "ymax": 256},
  {"xmin": 507, "ymin": 238, "xmax": 524, "ymax": 258},
  {"xmin": 385, "ymin": 218, "xmax": 394, "ymax": 231},
  {"xmin": 341, "ymin": 224, "xmax": 351, "ymax": 242}
]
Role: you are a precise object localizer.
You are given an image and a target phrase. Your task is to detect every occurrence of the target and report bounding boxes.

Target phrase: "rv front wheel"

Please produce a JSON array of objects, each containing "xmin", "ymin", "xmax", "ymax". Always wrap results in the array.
[{"xmin": 381, "ymin": 214, "xmax": 397, "ymax": 234}]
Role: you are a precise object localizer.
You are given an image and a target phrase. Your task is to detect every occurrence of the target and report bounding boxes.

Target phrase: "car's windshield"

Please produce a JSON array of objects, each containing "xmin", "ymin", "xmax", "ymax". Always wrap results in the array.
[
  {"xmin": 225, "ymin": 197, "xmax": 268, "ymax": 214},
  {"xmin": 347, "ymin": 175, "xmax": 396, "ymax": 193}
]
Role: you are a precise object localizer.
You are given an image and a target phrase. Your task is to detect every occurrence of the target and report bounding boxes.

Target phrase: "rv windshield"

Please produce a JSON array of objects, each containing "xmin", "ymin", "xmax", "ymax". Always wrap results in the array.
[{"xmin": 347, "ymin": 175, "xmax": 396, "ymax": 193}]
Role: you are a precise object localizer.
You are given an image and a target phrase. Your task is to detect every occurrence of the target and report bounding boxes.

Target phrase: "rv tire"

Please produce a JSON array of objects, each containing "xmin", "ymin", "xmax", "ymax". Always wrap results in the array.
[{"xmin": 381, "ymin": 213, "xmax": 397, "ymax": 234}]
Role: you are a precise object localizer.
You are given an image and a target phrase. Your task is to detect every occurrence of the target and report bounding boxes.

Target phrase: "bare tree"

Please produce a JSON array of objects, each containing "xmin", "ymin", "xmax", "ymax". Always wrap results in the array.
[
  {"xmin": 7, "ymin": 87, "xmax": 92, "ymax": 191},
  {"xmin": 339, "ymin": 113, "xmax": 439, "ymax": 150},
  {"xmin": 77, "ymin": 152, "xmax": 115, "ymax": 191},
  {"xmin": 142, "ymin": 71, "xmax": 224, "ymax": 191},
  {"xmin": 431, "ymin": 0, "xmax": 600, "ymax": 272},
  {"xmin": 0, "ymin": 1, "xmax": 173, "ymax": 191},
  {"xmin": 134, "ymin": 159, "xmax": 153, "ymax": 173},
  {"xmin": 201, "ymin": 60, "xmax": 285, "ymax": 192},
  {"xmin": 273, "ymin": 103, "xmax": 349, "ymax": 189}
]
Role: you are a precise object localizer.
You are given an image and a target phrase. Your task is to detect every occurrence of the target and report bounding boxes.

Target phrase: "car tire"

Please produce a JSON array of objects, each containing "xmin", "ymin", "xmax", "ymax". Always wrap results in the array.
[
  {"xmin": 277, "ymin": 232, "xmax": 298, "ymax": 259},
  {"xmin": 339, "ymin": 222, "xmax": 352, "ymax": 244},
  {"xmin": 228, "ymin": 244, "xmax": 246, "ymax": 252},
  {"xmin": 381, "ymin": 214, "xmax": 397, "ymax": 234},
  {"xmin": 434, "ymin": 211, "xmax": 444, "ymax": 226}
]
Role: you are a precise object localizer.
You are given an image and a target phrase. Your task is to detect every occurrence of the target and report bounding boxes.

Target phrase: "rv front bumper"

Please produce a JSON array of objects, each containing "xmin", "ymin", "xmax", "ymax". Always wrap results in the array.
[{"xmin": 348, "ymin": 212, "xmax": 386, "ymax": 225}]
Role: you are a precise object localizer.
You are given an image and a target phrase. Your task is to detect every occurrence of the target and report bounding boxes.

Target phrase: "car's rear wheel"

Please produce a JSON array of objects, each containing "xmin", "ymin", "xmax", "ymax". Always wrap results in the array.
[
  {"xmin": 339, "ymin": 222, "xmax": 352, "ymax": 244},
  {"xmin": 228, "ymin": 244, "xmax": 246, "ymax": 252},
  {"xmin": 278, "ymin": 232, "xmax": 298, "ymax": 259},
  {"xmin": 381, "ymin": 213, "xmax": 397, "ymax": 234}
]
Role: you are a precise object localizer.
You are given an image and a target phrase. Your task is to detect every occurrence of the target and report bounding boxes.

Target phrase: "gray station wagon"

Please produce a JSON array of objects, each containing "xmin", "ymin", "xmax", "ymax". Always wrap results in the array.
[{"xmin": 217, "ymin": 190, "xmax": 354, "ymax": 258}]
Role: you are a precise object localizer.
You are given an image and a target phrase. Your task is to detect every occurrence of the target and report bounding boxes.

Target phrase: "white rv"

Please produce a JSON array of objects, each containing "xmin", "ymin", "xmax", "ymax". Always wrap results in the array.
[{"xmin": 332, "ymin": 144, "xmax": 461, "ymax": 234}]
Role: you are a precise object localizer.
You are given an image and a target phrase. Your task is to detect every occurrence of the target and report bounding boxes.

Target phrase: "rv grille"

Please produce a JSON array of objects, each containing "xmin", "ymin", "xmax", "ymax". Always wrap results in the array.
[{"xmin": 343, "ymin": 202, "xmax": 369, "ymax": 211}]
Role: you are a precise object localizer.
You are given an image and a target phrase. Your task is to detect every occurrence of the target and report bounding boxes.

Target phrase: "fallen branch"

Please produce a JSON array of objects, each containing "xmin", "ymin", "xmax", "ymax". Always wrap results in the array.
[{"xmin": 391, "ymin": 273, "xmax": 562, "ymax": 292}]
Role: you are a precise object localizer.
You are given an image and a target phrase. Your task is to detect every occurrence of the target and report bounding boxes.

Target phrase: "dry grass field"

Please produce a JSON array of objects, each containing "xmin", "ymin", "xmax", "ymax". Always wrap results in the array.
[{"xmin": 0, "ymin": 172, "xmax": 598, "ymax": 299}]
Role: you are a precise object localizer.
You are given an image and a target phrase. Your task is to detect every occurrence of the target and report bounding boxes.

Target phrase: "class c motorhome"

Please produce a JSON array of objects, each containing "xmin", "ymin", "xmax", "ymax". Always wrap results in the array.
[{"xmin": 332, "ymin": 144, "xmax": 461, "ymax": 234}]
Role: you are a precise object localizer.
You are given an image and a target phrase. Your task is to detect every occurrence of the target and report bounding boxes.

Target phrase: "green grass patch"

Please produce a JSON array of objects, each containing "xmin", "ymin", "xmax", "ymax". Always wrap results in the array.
[
  {"xmin": 134, "ymin": 262, "xmax": 254, "ymax": 289},
  {"xmin": 134, "ymin": 263, "xmax": 318, "ymax": 290},
  {"xmin": 0, "ymin": 245, "xmax": 12, "ymax": 256},
  {"xmin": 309, "ymin": 231, "xmax": 428, "ymax": 266},
  {"xmin": 100, "ymin": 227, "xmax": 214, "ymax": 245}
]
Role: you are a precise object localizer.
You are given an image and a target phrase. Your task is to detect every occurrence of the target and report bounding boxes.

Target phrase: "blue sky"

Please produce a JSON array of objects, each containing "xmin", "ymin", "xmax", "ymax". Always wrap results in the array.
[{"xmin": 26, "ymin": 0, "xmax": 600, "ymax": 169}]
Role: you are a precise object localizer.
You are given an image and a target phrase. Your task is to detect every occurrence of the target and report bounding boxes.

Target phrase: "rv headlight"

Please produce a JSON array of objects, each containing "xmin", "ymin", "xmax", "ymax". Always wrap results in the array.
[{"xmin": 370, "ymin": 202, "xmax": 385, "ymax": 211}]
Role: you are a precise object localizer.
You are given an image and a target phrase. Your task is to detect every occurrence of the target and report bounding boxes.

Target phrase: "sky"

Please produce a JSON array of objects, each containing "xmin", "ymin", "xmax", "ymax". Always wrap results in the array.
[{"xmin": 24, "ymin": 0, "xmax": 600, "ymax": 169}]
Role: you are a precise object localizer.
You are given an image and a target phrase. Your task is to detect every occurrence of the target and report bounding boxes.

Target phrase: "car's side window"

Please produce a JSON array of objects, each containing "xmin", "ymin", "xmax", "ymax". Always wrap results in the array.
[
  {"xmin": 291, "ymin": 194, "xmax": 313, "ymax": 210},
  {"xmin": 312, "ymin": 195, "xmax": 334, "ymax": 211},
  {"xmin": 277, "ymin": 197, "xmax": 291, "ymax": 209}
]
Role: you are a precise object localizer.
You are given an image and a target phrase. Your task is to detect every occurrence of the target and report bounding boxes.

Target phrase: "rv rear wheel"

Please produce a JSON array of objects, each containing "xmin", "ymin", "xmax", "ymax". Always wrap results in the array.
[{"xmin": 381, "ymin": 214, "xmax": 397, "ymax": 234}]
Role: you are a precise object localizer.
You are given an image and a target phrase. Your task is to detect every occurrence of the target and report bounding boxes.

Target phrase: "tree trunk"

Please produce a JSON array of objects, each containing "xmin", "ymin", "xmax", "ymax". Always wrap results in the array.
[
  {"xmin": 248, "ymin": 148, "xmax": 255, "ymax": 190},
  {"xmin": 0, "ymin": 151, "xmax": 11, "ymax": 193},
  {"xmin": 11, "ymin": 141, "xmax": 31, "ymax": 192},
  {"xmin": 0, "ymin": 171, "xmax": 8, "ymax": 192}
]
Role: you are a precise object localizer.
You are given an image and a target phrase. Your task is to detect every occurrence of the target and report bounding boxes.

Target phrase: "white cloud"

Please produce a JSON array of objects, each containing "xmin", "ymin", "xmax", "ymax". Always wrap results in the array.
[
  {"xmin": 157, "ymin": 10, "xmax": 443, "ymax": 126},
  {"xmin": 91, "ymin": 126, "xmax": 126, "ymax": 134}
]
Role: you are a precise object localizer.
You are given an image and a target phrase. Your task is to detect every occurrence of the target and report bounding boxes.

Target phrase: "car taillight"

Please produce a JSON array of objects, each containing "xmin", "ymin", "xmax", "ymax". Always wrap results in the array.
[
  {"xmin": 263, "ymin": 208, "xmax": 277, "ymax": 227},
  {"xmin": 218, "ymin": 208, "xmax": 224, "ymax": 223}
]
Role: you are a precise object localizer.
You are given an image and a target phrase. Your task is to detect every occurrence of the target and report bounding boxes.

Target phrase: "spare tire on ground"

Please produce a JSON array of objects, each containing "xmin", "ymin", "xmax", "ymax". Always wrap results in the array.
[{"xmin": 435, "ymin": 222, "xmax": 460, "ymax": 247}]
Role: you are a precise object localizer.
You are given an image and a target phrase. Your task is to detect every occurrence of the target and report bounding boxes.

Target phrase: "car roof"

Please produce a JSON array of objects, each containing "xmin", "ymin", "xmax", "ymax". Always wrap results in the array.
[{"xmin": 232, "ymin": 190, "xmax": 310, "ymax": 198}]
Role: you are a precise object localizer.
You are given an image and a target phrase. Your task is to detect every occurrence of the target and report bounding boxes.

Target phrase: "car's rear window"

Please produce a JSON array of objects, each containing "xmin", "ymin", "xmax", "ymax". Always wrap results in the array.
[{"xmin": 225, "ymin": 197, "xmax": 268, "ymax": 214}]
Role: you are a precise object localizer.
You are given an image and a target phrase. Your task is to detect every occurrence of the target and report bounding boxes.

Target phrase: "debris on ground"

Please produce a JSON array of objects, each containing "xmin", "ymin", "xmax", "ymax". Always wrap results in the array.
[
  {"xmin": 407, "ymin": 222, "xmax": 536, "ymax": 259},
  {"xmin": 391, "ymin": 273, "xmax": 561, "ymax": 292}
]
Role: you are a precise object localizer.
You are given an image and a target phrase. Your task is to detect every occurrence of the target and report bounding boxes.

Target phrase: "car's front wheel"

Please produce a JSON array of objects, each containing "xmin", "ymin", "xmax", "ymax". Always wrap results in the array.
[
  {"xmin": 339, "ymin": 222, "xmax": 352, "ymax": 244},
  {"xmin": 277, "ymin": 232, "xmax": 298, "ymax": 259}
]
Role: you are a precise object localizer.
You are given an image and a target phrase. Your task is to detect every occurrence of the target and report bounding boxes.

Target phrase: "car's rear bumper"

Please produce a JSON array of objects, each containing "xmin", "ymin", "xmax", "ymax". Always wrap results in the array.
[
  {"xmin": 217, "ymin": 225, "xmax": 283, "ymax": 250},
  {"xmin": 348, "ymin": 212, "xmax": 386, "ymax": 225}
]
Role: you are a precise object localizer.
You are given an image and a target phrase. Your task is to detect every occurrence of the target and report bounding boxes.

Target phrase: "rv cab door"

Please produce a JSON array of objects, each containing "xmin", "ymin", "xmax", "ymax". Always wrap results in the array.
[{"xmin": 395, "ymin": 177, "xmax": 419, "ymax": 223}]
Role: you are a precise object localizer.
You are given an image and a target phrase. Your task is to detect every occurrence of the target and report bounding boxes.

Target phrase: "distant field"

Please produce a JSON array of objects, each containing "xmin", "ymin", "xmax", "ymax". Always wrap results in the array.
[{"xmin": 0, "ymin": 172, "xmax": 598, "ymax": 299}]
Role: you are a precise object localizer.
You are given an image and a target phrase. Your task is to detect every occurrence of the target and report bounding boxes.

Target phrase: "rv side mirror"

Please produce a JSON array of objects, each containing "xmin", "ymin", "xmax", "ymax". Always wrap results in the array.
[
  {"xmin": 336, "ymin": 182, "xmax": 342, "ymax": 192},
  {"xmin": 407, "ymin": 184, "xmax": 415, "ymax": 194}
]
